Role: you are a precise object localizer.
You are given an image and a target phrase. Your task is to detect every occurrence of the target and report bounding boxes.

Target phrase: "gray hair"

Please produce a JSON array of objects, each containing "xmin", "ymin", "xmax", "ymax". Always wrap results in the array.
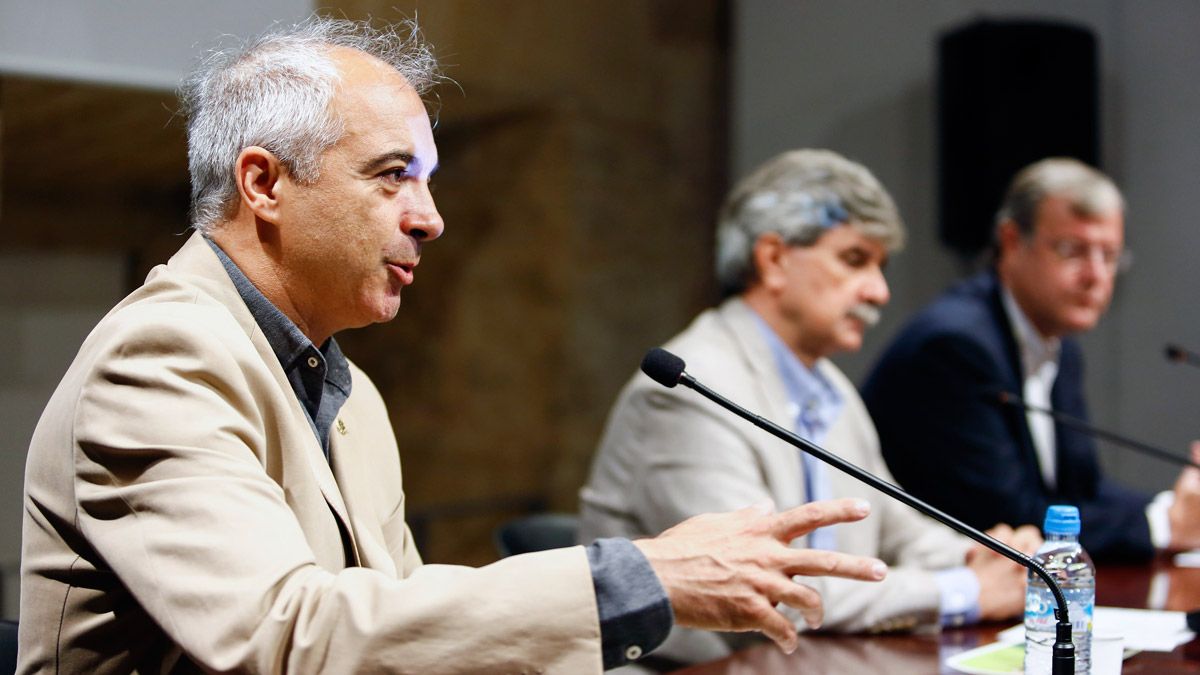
[
  {"xmin": 714, "ymin": 149, "xmax": 905, "ymax": 297},
  {"xmin": 995, "ymin": 157, "xmax": 1124, "ymax": 239},
  {"xmin": 179, "ymin": 16, "xmax": 441, "ymax": 233}
]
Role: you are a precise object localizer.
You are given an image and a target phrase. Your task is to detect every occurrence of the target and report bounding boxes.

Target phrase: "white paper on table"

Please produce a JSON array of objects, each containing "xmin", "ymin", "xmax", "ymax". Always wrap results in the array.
[{"xmin": 996, "ymin": 606, "xmax": 1194, "ymax": 652}]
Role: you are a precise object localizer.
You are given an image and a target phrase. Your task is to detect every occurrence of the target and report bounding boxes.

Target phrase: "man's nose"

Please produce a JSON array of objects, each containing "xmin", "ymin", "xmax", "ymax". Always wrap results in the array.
[
  {"xmin": 864, "ymin": 266, "xmax": 890, "ymax": 305},
  {"xmin": 402, "ymin": 182, "xmax": 444, "ymax": 241},
  {"xmin": 1077, "ymin": 248, "xmax": 1115, "ymax": 285}
]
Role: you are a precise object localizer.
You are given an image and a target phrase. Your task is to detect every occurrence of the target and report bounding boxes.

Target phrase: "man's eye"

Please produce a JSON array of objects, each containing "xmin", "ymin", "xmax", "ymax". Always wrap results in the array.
[
  {"xmin": 382, "ymin": 167, "xmax": 411, "ymax": 181},
  {"xmin": 840, "ymin": 249, "xmax": 869, "ymax": 267}
]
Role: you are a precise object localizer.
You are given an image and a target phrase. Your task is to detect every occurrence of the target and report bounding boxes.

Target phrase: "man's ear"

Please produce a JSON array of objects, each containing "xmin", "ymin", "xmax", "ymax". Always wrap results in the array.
[
  {"xmin": 750, "ymin": 232, "xmax": 790, "ymax": 293},
  {"xmin": 235, "ymin": 146, "xmax": 286, "ymax": 223},
  {"xmin": 995, "ymin": 219, "xmax": 1025, "ymax": 259}
]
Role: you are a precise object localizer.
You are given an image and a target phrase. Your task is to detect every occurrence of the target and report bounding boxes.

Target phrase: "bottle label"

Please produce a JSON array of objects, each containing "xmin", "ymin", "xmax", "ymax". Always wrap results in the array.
[
  {"xmin": 1026, "ymin": 585, "xmax": 1094, "ymax": 634},
  {"xmin": 1068, "ymin": 591, "xmax": 1095, "ymax": 634}
]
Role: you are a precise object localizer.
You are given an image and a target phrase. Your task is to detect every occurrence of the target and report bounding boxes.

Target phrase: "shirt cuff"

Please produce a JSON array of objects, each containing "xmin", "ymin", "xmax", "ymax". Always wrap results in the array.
[
  {"xmin": 1146, "ymin": 490, "xmax": 1175, "ymax": 549},
  {"xmin": 586, "ymin": 537, "xmax": 674, "ymax": 669},
  {"xmin": 935, "ymin": 566, "xmax": 982, "ymax": 627}
]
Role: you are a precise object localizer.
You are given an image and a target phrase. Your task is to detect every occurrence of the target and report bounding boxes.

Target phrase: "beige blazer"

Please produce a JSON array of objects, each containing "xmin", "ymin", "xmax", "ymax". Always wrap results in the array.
[
  {"xmin": 19, "ymin": 233, "xmax": 602, "ymax": 674},
  {"xmin": 579, "ymin": 298, "xmax": 971, "ymax": 663}
]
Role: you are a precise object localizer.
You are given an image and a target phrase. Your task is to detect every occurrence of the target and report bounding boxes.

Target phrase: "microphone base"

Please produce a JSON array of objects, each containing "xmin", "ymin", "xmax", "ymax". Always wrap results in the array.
[
  {"xmin": 1052, "ymin": 650, "xmax": 1076, "ymax": 675},
  {"xmin": 1052, "ymin": 620, "xmax": 1076, "ymax": 675}
]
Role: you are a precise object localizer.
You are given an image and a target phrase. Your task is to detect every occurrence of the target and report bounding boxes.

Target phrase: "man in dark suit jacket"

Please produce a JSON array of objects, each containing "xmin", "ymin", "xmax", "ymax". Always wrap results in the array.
[{"xmin": 862, "ymin": 158, "xmax": 1200, "ymax": 562}]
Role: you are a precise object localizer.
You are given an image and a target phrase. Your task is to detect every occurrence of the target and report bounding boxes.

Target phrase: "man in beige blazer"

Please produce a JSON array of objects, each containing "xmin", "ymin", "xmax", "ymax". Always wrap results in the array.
[
  {"xmin": 580, "ymin": 149, "xmax": 1039, "ymax": 665},
  {"xmin": 17, "ymin": 19, "xmax": 888, "ymax": 675}
]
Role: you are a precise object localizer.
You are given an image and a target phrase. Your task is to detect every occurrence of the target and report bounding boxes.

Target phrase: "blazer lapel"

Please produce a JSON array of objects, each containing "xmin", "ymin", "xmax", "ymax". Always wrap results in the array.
[
  {"xmin": 166, "ymin": 233, "xmax": 361, "ymax": 566},
  {"xmin": 328, "ymin": 408, "xmax": 395, "ymax": 572},
  {"xmin": 983, "ymin": 274, "xmax": 1049, "ymax": 492},
  {"xmin": 716, "ymin": 298, "xmax": 795, "ymax": 426},
  {"xmin": 254, "ymin": 335, "xmax": 362, "ymax": 566},
  {"xmin": 1049, "ymin": 340, "xmax": 1100, "ymax": 498},
  {"xmin": 713, "ymin": 298, "xmax": 807, "ymax": 511}
]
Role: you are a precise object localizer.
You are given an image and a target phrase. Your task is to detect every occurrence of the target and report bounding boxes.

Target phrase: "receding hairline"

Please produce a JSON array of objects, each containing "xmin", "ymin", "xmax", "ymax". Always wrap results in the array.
[
  {"xmin": 996, "ymin": 158, "xmax": 1124, "ymax": 235},
  {"xmin": 1034, "ymin": 191, "xmax": 1124, "ymax": 226},
  {"xmin": 324, "ymin": 47, "xmax": 436, "ymax": 160}
]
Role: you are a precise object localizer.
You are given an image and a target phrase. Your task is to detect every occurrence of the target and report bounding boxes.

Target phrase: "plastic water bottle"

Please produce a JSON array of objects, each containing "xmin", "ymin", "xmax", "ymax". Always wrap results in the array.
[{"xmin": 1024, "ymin": 505, "xmax": 1095, "ymax": 674}]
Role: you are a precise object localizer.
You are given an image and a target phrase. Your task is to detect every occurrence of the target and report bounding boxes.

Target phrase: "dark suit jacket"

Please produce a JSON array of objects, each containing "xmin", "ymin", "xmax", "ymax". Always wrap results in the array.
[{"xmin": 862, "ymin": 271, "xmax": 1153, "ymax": 561}]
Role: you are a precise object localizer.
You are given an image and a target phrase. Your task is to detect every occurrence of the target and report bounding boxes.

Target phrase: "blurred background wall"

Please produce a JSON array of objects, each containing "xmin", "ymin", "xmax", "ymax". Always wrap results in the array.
[
  {"xmin": 2, "ymin": 0, "xmax": 1198, "ymax": 623},
  {"xmin": 733, "ymin": 0, "xmax": 1200, "ymax": 509}
]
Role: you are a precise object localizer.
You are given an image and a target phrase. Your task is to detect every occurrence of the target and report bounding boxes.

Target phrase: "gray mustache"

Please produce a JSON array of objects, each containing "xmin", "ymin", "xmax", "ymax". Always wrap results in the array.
[{"xmin": 848, "ymin": 303, "xmax": 881, "ymax": 327}]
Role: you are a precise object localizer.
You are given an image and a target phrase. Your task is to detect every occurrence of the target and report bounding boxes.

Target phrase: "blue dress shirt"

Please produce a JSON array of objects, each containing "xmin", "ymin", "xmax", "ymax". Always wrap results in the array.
[{"xmin": 754, "ymin": 314, "xmax": 980, "ymax": 626}]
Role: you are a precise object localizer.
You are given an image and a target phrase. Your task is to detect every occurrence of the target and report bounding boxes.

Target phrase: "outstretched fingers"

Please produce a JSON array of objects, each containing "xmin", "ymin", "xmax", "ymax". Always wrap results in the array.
[
  {"xmin": 778, "ymin": 547, "xmax": 889, "ymax": 581},
  {"xmin": 769, "ymin": 498, "xmax": 872, "ymax": 542},
  {"xmin": 753, "ymin": 577, "xmax": 827, "ymax": 651},
  {"xmin": 639, "ymin": 497, "xmax": 889, "ymax": 655},
  {"xmin": 770, "ymin": 577, "xmax": 825, "ymax": 628},
  {"xmin": 755, "ymin": 603, "xmax": 801, "ymax": 654}
]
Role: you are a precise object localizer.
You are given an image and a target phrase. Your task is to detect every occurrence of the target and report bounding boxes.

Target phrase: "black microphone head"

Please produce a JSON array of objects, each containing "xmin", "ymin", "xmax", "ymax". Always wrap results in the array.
[
  {"xmin": 641, "ymin": 348, "xmax": 686, "ymax": 388},
  {"xmin": 1166, "ymin": 344, "xmax": 1186, "ymax": 363}
]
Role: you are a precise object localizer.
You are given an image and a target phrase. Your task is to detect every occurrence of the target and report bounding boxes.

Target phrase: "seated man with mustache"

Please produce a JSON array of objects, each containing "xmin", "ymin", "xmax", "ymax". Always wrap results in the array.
[{"xmin": 580, "ymin": 149, "xmax": 1039, "ymax": 666}]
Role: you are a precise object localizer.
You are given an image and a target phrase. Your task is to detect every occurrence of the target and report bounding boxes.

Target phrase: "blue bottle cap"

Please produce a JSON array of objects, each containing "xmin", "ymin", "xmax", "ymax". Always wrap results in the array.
[{"xmin": 1043, "ymin": 505, "xmax": 1081, "ymax": 535}]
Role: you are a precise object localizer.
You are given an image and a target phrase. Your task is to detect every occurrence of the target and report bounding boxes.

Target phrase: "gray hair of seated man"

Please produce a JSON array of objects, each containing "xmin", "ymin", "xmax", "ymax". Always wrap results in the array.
[
  {"xmin": 994, "ymin": 157, "xmax": 1124, "ymax": 240},
  {"xmin": 714, "ymin": 148, "xmax": 905, "ymax": 298}
]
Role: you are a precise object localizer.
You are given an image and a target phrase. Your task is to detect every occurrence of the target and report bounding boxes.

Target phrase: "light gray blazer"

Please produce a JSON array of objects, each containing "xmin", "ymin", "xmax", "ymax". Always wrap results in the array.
[{"xmin": 580, "ymin": 297, "xmax": 971, "ymax": 663}]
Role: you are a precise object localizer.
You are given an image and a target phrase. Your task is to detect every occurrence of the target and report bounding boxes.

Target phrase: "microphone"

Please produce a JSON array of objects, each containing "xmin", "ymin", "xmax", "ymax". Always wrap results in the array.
[
  {"xmin": 1166, "ymin": 343, "xmax": 1200, "ymax": 369},
  {"xmin": 640, "ymin": 348, "xmax": 1077, "ymax": 674},
  {"xmin": 994, "ymin": 391, "xmax": 1200, "ymax": 470},
  {"xmin": 998, "ymin": 388, "xmax": 1200, "ymax": 628}
]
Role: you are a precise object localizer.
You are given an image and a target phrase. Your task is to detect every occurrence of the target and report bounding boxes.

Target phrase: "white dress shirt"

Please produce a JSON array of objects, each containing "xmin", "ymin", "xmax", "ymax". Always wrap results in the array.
[
  {"xmin": 1001, "ymin": 288, "xmax": 1173, "ymax": 548},
  {"xmin": 1000, "ymin": 288, "xmax": 1061, "ymax": 489}
]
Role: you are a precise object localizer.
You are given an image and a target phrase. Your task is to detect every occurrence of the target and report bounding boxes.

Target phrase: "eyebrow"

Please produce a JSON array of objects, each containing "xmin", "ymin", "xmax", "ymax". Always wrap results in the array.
[
  {"xmin": 358, "ymin": 151, "xmax": 440, "ymax": 179},
  {"xmin": 359, "ymin": 151, "xmax": 414, "ymax": 175}
]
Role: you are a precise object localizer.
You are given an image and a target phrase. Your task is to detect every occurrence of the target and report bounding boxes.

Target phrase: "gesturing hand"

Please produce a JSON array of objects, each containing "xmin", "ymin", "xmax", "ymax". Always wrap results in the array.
[{"xmin": 633, "ymin": 498, "xmax": 887, "ymax": 653}]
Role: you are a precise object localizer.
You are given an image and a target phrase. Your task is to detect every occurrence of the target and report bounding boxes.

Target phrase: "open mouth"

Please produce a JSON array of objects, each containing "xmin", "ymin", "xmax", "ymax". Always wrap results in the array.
[{"xmin": 387, "ymin": 262, "xmax": 415, "ymax": 285}]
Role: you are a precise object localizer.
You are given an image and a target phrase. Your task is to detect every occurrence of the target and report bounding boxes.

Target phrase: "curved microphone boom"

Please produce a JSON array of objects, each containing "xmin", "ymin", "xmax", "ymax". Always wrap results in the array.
[
  {"xmin": 640, "ymin": 347, "xmax": 1076, "ymax": 674},
  {"xmin": 1166, "ymin": 343, "xmax": 1200, "ymax": 369},
  {"xmin": 995, "ymin": 391, "xmax": 1200, "ymax": 470}
]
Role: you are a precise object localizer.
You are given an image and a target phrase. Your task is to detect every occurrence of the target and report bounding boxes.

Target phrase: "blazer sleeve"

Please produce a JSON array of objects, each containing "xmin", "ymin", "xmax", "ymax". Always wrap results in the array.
[{"xmin": 70, "ymin": 312, "xmax": 603, "ymax": 674}]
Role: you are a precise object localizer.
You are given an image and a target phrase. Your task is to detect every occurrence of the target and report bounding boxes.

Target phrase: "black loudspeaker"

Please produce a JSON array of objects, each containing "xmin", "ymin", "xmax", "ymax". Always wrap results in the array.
[{"xmin": 938, "ymin": 19, "xmax": 1099, "ymax": 256}]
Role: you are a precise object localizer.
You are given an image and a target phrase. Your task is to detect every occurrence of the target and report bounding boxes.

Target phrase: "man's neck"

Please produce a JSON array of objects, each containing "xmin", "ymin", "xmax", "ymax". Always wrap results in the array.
[
  {"xmin": 741, "ymin": 290, "xmax": 820, "ymax": 368},
  {"xmin": 207, "ymin": 224, "xmax": 330, "ymax": 345},
  {"xmin": 1000, "ymin": 285, "xmax": 1060, "ymax": 369}
]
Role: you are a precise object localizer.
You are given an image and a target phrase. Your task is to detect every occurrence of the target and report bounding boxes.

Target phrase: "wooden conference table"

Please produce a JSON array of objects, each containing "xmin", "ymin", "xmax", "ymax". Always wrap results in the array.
[{"xmin": 672, "ymin": 555, "xmax": 1200, "ymax": 674}]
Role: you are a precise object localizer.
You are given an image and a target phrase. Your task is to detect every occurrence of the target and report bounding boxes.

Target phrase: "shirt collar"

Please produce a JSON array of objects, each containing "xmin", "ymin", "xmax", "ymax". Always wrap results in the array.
[
  {"xmin": 1000, "ymin": 285, "xmax": 1061, "ymax": 377},
  {"xmin": 203, "ymin": 236, "xmax": 352, "ymax": 397},
  {"xmin": 751, "ymin": 312, "xmax": 843, "ymax": 441}
]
